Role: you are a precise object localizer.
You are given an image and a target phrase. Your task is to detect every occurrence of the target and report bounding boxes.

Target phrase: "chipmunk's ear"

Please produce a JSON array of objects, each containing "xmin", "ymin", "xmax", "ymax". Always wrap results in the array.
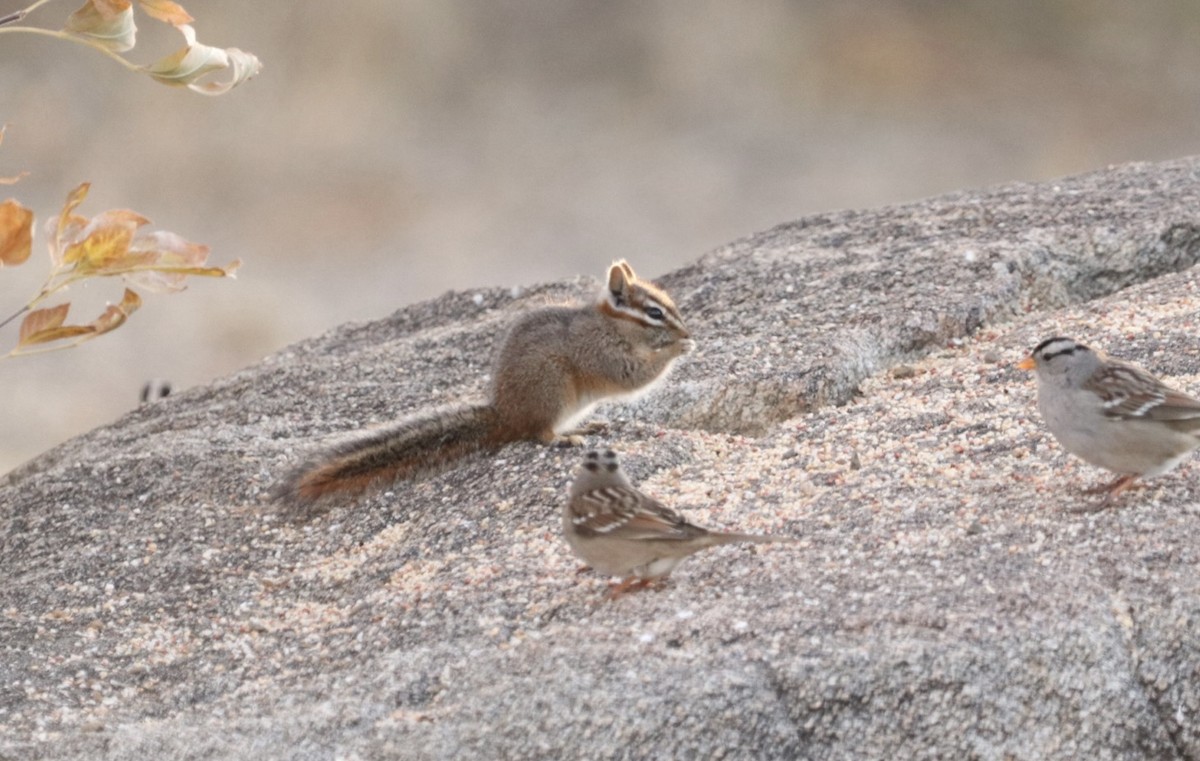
[{"xmin": 608, "ymin": 260, "xmax": 634, "ymax": 302}]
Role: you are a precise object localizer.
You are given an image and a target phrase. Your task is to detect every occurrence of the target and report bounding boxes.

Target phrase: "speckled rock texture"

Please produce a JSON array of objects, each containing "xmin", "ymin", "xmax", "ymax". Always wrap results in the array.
[{"xmin": 3, "ymin": 158, "xmax": 1200, "ymax": 760}]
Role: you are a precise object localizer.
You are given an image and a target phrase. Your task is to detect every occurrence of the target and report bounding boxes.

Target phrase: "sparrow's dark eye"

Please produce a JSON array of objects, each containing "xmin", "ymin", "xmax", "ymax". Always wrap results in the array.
[{"xmin": 645, "ymin": 306, "xmax": 664, "ymax": 320}]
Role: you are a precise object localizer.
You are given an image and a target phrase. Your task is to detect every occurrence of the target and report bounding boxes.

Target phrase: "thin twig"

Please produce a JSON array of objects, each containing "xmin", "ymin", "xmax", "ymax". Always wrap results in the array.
[
  {"xmin": 0, "ymin": 271, "xmax": 75, "ymax": 331},
  {"xmin": 5, "ymin": 336, "xmax": 94, "ymax": 358},
  {"xmin": 0, "ymin": 0, "xmax": 58, "ymax": 27},
  {"xmin": 0, "ymin": 304, "xmax": 29, "ymax": 331},
  {"xmin": 0, "ymin": 26, "xmax": 143, "ymax": 74}
]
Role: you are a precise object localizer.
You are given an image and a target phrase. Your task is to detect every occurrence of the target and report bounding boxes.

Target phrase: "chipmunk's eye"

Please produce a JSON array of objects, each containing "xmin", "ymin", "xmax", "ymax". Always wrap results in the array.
[{"xmin": 645, "ymin": 306, "xmax": 664, "ymax": 320}]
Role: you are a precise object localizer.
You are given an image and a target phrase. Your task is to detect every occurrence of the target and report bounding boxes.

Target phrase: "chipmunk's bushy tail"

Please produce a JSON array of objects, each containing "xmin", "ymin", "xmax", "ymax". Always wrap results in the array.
[{"xmin": 274, "ymin": 404, "xmax": 503, "ymax": 508}]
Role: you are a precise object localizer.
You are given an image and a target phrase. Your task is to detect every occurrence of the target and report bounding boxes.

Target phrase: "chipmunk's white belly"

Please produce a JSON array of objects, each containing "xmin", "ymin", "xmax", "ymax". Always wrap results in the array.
[
  {"xmin": 553, "ymin": 356, "xmax": 682, "ymax": 434},
  {"xmin": 555, "ymin": 399, "xmax": 603, "ymax": 434}
]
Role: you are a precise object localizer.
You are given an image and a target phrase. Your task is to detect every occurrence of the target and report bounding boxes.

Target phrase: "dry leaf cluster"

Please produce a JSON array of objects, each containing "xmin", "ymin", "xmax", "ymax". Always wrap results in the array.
[
  {"xmin": 0, "ymin": 0, "xmax": 262, "ymax": 95},
  {"xmin": 0, "ymin": 140, "xmax": 240, "ymax": 356},
  {"xmin": 0, "ymin": 0, "xmax": 256, "ymax": 357}
]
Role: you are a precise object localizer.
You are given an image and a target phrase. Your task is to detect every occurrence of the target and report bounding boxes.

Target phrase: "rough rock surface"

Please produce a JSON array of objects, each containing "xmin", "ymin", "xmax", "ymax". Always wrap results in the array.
[{"xmin": 3, "ymin": 158, "xmax": 1200, "ymax": 760}]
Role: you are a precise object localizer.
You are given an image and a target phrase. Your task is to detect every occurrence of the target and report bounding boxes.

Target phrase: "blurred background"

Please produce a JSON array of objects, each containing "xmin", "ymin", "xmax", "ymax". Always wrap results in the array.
[{"xmin": 1, "ymin": 0, "xmax": 1199, "ymax": 473}]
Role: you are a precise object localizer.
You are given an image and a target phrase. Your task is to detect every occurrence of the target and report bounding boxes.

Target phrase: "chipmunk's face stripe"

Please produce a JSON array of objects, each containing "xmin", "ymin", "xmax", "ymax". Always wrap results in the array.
[
  {"xmin": 603, "ymin": 294, "xmax": 686, "ymax": 333},
  {"xmin": 604, "ymin": 261, "xmax": 686, "ymax": 334}
]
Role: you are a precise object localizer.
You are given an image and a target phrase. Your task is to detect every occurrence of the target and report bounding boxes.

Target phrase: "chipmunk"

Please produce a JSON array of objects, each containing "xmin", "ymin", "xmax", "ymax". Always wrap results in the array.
[{"xmin": 275, "ymin": 260, "xmax": 692, "ymax": 507}]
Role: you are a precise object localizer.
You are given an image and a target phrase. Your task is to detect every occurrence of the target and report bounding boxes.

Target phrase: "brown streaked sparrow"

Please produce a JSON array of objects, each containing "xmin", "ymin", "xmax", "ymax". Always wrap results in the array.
[
  {"xmin": 564, "ymin": 449, "xmax": 790, "ymax": 597},
  {"xmin": 1018, "ymin": 336, "xmax": 1200, "ymax": 495}
]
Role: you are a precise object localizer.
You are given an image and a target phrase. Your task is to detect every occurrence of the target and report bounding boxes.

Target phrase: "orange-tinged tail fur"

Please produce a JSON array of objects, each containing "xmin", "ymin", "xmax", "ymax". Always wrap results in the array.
[{"xmin": 274, "ymin": 404, "xmax": 502, "ymax": 508}]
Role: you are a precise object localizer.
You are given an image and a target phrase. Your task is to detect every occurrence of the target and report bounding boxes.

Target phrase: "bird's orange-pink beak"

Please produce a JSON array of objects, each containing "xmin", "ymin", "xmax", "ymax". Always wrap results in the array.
[{"xmin": 1016, "ymin": 356, "xmax": 1036, "ymax": 371}]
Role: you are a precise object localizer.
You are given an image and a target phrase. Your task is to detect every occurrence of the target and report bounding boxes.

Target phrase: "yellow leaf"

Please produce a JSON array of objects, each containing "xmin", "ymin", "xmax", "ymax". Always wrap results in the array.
[
  {"xmin": 65, "ymin": 0, "xmax": 137, "ymax": 53},
  {"xmin": 63, "ymin": 226, "xmax": 134, "ymax": 267},
  {"xmin": 138, "ymin": 0, "xmax": 192, "ymax": 25},
  {"xmin": 62, "ymin": 209, "xmax": 149, "ymax": 272},
  {"xmin": 0, "ymin": 199, "xmax": 33, "ymax": 266},
  {"xmin": 144, "ymin": 24, "xmax": 262, "ymax": 95}
]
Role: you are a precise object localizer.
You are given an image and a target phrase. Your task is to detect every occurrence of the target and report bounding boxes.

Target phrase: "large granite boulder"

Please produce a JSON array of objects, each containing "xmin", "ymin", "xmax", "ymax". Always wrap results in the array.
[{"xmin": 3, "ymin": 158, "xmax": 1199, "ymax": 759}]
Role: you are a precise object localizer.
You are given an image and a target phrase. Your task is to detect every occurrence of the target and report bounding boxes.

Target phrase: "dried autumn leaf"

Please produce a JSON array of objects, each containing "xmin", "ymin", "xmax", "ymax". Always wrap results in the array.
[
  {"xmin": 14, "ymin": 290, "xmax": 142, "ymax": 350},
  {"xmin": 49, "ymin": 183, "xmax": 92, "ymax": 267},
  {"xmin": 90, "ymin": 287, "xmax": 142, "ymax": 335},
  {"xmin": 138, "ymin": 0, "xmax": 193, "ymax": 25},
  {"xmin": 127, "ymin": 255, "xmax": 241, "ymax": 294},
  {"xmin": 122, "ymin": 230, "xmax": 209, "ymax": 292},
  {"xmin": 18, "ymin": 322, "xmax": 94, "ymax": 346},
  {"xmin": 61, "ymin": 209, "xmax": 150, "ymax": 271},
  {"xmin": 43, "ymin": 191, "xmax": 237, "ymax": 290},
  {"xmin": 0, "ymin": 199, "xmax": 34, "ymax": 266},
  {"xmin": 65, "ymin": 0, "xmax": 137, "ymax": 53},
  {"xmin": 17, "ymin": 303, "xmax": 86, "ymax": 346},
  {"xmin": 144, "ymin": 23, "xmax": 261, "ymax": 95}
]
